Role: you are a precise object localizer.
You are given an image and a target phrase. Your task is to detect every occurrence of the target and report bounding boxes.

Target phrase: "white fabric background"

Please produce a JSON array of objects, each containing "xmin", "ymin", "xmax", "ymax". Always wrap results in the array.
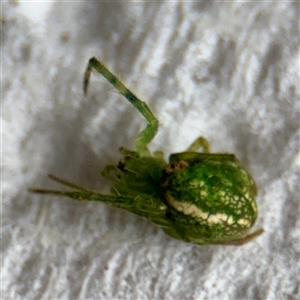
[{"xmin": 2, "ymin": 2, "xmax": 299, "ymax": 299}]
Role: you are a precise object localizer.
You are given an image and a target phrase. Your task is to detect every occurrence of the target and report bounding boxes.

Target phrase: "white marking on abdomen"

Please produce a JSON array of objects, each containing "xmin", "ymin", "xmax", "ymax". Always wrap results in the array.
[{"xmin": 165, "ymin": 193, "xmax": 250, "ymax": 227}]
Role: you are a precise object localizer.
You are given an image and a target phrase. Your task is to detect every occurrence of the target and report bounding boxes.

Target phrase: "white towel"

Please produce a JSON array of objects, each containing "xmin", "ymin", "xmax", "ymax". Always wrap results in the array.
[{"xmin": 3, "ymin": 2, "xmax": 299, "ymax": 299}]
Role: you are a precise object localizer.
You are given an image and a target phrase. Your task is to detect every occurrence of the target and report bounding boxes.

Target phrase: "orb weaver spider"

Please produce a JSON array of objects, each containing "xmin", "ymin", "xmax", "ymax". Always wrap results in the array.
[{"xmin": 30, "ymin": 57, "xmax": 264, "ymax": 246}]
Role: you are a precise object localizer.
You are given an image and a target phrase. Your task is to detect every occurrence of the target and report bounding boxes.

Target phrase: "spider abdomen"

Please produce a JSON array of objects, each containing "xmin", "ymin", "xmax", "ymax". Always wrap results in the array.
[{"xmin": 162, "ymin": 154, "xmax": 258, "ymax": 244}]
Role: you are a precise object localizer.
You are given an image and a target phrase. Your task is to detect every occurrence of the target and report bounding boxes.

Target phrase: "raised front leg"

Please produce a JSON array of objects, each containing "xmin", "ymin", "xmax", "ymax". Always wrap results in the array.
[{"xmin": 84, "ymin": 57, "xmax": 158, "ymax": 157}]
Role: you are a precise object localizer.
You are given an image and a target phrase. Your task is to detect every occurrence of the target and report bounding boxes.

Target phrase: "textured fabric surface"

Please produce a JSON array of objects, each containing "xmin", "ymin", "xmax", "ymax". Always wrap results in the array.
[{"xmin": 2, "ymin": 2, "xmax": 299, "ymax": 299}]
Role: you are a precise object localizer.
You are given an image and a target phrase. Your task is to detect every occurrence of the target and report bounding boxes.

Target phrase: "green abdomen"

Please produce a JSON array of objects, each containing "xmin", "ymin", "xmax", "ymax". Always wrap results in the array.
[{"xmin": 163, "ymin": 156, "xmax": 258, "ymax": 244}]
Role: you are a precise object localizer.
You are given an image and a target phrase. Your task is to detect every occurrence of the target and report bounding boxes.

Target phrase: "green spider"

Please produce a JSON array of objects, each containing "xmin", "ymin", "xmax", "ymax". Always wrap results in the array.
[{"xmin": 31, "ymin": 57, "xmax": 264, "ymax": 246}]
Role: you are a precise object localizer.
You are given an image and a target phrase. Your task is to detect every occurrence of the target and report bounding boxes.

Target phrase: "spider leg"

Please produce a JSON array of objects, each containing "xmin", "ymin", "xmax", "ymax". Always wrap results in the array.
[
  {"xmin": 213, "ymin": 228, "xmax": 264, "ymax": 246},
  {"xmin": 30, "ymin": 175, "xmax": 173, "ymax": 230},
  {"xmin": 185, "ymin": 136, "xmax": 210, "ymax": 153},
  {"xmin": 29, "ymin": 174, "xmax": 134, "ymax": 209},
  {"xmin": 84, "ymin": 57, "xmax": 158, "ymax": 157}
]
